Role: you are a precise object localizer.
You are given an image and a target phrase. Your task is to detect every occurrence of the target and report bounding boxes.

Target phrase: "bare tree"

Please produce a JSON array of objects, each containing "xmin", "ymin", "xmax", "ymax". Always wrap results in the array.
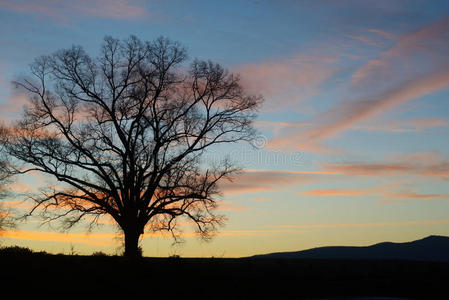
[
  {"xmin": 0, "ymin": 163, "xmax": 15, "ymax": 232},
  {"xmin": 2, "ymin": 36, "xmax": 262, "ymax": 257},
  {"xmin": 0, "ymin": 126, "xmax": 15, "ymax": 232}
]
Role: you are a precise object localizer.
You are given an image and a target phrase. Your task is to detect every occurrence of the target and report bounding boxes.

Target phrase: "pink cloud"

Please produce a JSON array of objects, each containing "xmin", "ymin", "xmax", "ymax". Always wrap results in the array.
[
  {"xmin": 320, "ymin": 153, "xmax": 449, "ymax": 179},
  {"xmin": 355, "ymin": 118, "xmax": 449, "ymax": 133},
  {"xmin": 219, "ymin": 169, "xmax": 322, "ymax": 196},
  {"xmin": 386, "ymin": 192, "xmax": 449, "ymax": 200},
  {"xmin": 268, "ymin": 69, "xmax": 449, "ymax": 152},
  {"xmin": 300, "ymin": 182, "xmax": 449, "ymax": 205},
  {"xmin": 236, "ymin": 54, "xmax": 340, "ymax": 109},
  {"xmin": 378, "ymin": 184, "xmax": 449, "ymax": 204},
  {"xmin": 267, "ymin": 18, "xmax": 449, "ymax": 152},
  {"xmin": 367, "ymin": 29, "xmax": 396, "ymax": 40},
  {"xmin": 0, "ymin": 0, "xmax": 148, "ymax": 21},
  {"xmin": 346, "ymin": 34, "xmax": 384, "ymax": 47},
  {"xmin": 255, "ymin": 120, "xmax": 311, "ymax": 135},
  {"xmin": 352, "ymin": 18, "xmax": 449, "ymax": 86},
  {"xmin": 345, "ymin": 28, "xmax": 396, "ymax": 48}
]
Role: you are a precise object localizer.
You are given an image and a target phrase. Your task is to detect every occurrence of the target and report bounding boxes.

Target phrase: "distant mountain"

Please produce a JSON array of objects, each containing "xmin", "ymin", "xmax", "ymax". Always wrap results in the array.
[{"xmin": 252, "ymin": 235, "xmax": 449, "ymax": 262}]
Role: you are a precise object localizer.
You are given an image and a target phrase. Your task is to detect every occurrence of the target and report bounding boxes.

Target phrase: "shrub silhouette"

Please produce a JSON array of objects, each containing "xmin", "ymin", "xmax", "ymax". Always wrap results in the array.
[{"xmin": 0, "ymin": 245, "xmax": 34, "ymax": 256}]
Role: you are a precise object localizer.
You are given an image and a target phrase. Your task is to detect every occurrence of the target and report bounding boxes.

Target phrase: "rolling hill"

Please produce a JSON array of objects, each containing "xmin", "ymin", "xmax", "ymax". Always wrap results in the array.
[{"xmin": 252, "ymin": 235, "xmax": 449, "ymax": 261}]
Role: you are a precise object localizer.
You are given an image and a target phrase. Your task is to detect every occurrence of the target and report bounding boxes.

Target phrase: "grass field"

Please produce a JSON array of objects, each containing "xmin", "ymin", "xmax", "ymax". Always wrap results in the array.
[{"xmin": 1, "ymin": 247, "xmax": 448, "ymax": 299}]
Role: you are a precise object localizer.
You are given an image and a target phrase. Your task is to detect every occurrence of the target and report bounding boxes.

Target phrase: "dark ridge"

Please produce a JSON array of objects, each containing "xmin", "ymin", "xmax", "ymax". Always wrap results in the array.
[{"xmin": 252, "ymin": 235, "xmax": 449, "ymax": 261}]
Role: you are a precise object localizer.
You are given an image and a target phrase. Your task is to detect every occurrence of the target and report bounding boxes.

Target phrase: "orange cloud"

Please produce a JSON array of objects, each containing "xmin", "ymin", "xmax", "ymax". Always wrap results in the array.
[
  {"xmin": 2, "ymin": 228, "xmax": 205, "ymax": 245},
  {"xmin": 301, "ymin": 188, "xmax": 368, "ymax": 197},
  {"xmin": 6, "ymin": 182, "xmax": 35, "ymax": 193},
  {"xmin": 1, "ymin": 199, "xmax": 36, "ymax": 211},
  {"xmin": 3, "ymin": 228, "xmax": 282, "ymax": 245},
  {"xmin": 251, "ymin": 197, "xmax": 271, "ymax": 202},
  {"xmin": 2, "ymin": 230, "xmax": 120, "ymax": 246},
  {"xmin": 302, "ymin": 185, "xmax": 449, "ymax": 204},
  {"xmin": 0, "ymin": 92, "xmax": 29, "ymax": 119},
  {"xmin": 322, "ymin": 163, "xmax": 412, "ymax": 176},
  {"xmin": 217, "ymin": 202, "xmax": 249, "ymax": 212},
  {"xmin": 299, "ymin": 178, "xmax": 449, "ymax": 204}
]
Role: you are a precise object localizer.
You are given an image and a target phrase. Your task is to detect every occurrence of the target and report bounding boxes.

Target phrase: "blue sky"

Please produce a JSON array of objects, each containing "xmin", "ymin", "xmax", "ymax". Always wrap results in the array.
[{"xmin": 1, "ymin": 0, "xmax": 449, "ymax": 257}]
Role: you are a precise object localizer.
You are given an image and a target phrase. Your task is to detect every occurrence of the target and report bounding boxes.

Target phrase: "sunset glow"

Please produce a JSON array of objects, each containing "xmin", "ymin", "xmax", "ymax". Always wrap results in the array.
[{"xmin": 1, "ymin": 0, "xmax": 449, "ymax": 257}]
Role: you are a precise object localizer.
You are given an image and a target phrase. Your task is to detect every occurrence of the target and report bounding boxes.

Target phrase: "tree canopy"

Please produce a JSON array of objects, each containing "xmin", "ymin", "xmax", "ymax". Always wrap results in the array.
[{"xmin": 2, "ymin": 36, "xmax": 262, "ymax": 257}]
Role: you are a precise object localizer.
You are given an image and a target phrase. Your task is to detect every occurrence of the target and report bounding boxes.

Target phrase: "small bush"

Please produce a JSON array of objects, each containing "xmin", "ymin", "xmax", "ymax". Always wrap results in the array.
[
  {"xmin": 0, "ymin": 246, "xmax": 34, "ymax": 256},
  {"xmin": 92, "ymin": 251, "xmax": 108, "ymax": 257}
]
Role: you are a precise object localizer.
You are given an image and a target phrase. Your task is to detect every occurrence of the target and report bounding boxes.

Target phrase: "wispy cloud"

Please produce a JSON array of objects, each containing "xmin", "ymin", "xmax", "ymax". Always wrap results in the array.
[
  {"xmin": 355, "ymin": 118, "xmax": 449, "ymax": 133},
  {"xmin": 346, "ymin": 34, "xmax": 384, "ymax": 47},
  {"xmin": 219, "ymin": 169, "xmax": 327, "ymax": 196},
  {"xmin": 367, "ymin": 28, "xmax": 396, "ymax": 41},
  {"xmin": 269, "ymin": 219, "xmax": 449, "ymax": 229},
  {"xmin": 217, "ymin": 202, "xmax": 249, "ymax": 212},
  {"xmin": 320, "ymin": 153, "xmax": 449, "ymax": 179},
  {"xmin": 218, "ymin": 229, "xmax": 299, "ymax": 237},
  {"xmin": 300, "ymin": 182, "xmax": 449, "ymax": 205},
  {"xmin": 236, "ymin": 54, "xmax": 340, "ymax": 109},
  {"xmin": 352, "ymin": 18, "xmax": 449, "ymax": 86},
  {"xmin": 1, "ymin": 199, "xmax": 36, "ymax": 211},
  {"xmin": 269, "ymin": 69, "xmax": 449, "ymax": 152},
  {"xmin": 301, "ymin": 188, "xmax": 370, "ymax": 197},
  {"xmin": 345, "ymin": 28, "xmax": 395, "ymax": 47},
  {"xmin": 386, "ymin": 191, "xmax": 449, "ymax": 201},
  {"xmin": 251, "ymin": 197, "xmax": 271, "ymax": 202},
  {"xmin": 1, "ymin": 228, "xmax": 303, "ymax": 244},
  {"xmin": 2, "ymin": 230, "xmax": 120, "ymax": 246},
  {"xmin": 0, "ymin": 0, "xmax": 149, "ymax": 21},
  {"xmin": 267, "ymin": 18, "xmax": 449, "ymax": 152}
]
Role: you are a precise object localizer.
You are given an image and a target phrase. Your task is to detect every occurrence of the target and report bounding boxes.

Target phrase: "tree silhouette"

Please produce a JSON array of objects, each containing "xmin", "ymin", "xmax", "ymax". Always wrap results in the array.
[
  {"xmin": 0, "ymin": 169, "xmax": 15, "ymax": 232},
  {"xmin": 0, "ymin": 126, "xmax": 15, "ymax": 232},
  {"xmin": 2, "ymin": 36, "xmax": 262, "ymax": 257}
]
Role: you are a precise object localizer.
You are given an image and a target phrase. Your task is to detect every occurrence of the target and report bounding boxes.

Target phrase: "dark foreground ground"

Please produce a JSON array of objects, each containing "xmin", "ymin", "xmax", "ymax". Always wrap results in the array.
[{"xmin": 1, "ymin": 251, "xmax": 448, "ymax": 299}]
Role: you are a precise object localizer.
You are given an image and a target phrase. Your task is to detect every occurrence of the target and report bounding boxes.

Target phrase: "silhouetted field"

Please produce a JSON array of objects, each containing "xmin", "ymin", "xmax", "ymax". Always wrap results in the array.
[{"xmin": 1, "ymin": 248, "xmax": 447, "ymax": 299}]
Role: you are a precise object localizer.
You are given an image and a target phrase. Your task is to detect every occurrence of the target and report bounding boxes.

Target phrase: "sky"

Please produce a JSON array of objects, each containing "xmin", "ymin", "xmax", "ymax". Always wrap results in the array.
[{"xmin": 1, "ymin": 0, "xmax": 449, "ymax": 257}]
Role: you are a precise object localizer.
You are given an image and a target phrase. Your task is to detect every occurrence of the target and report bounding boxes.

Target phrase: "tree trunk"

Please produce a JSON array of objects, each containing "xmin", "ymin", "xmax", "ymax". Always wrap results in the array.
[{"xmin": 123, "ymin": 228, "xmax": 141, "ymax": 259}]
